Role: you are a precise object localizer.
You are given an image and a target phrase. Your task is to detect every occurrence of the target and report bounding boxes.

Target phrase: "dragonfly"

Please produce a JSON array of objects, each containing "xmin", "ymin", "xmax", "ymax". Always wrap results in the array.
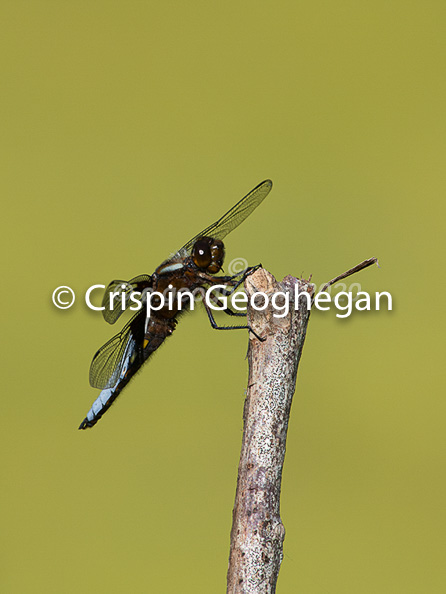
[{"xmin": 79, "ymin": 179, "xmax": 273, "ymax": 429}]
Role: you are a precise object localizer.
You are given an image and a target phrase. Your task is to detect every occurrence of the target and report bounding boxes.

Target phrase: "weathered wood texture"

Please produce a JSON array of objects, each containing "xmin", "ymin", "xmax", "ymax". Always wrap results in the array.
[{"xmin": 227, "ymin": 269, "xmax": 315, "ymax": 594}]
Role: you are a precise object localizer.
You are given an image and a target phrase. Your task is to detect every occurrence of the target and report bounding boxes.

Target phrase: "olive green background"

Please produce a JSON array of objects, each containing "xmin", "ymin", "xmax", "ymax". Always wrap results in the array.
[{"xmin": 1, "ymin": 2, "xmax": 444, "ymax": 593}]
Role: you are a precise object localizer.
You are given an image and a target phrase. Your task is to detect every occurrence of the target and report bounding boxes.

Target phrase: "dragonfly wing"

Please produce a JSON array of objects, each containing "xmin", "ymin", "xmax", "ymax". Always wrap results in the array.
[
  {"xmin": 174, "ymin": 179, "xmax": 272, "ymax": 259},
  {"xmin": 102, "ymin": 274, "xmax": 152, "ymax": 324},
  {"xmin": 89, "ymin": 310, "xmax": 146, "ymax": 389}
]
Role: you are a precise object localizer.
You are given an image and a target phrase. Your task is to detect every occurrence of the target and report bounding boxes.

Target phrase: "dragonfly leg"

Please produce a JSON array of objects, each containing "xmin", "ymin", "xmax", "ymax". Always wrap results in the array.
[
  {"xmin": 201, "ymin": 291, "xmax": 265, "ymax": 342},
  {"xmin": 227, "ymin": 263, "xmax": 261, "ymax": 283},
  {"xmin": 200, "ymin": 264, "xmax": 262, "ymax": 294},
  {"xmin": 221, "ymin": 264, "xmax": 262, "ymax": 294},
  {"xmin": 208, "ymin": 292, "xmax": 246, "ymax": 317}
]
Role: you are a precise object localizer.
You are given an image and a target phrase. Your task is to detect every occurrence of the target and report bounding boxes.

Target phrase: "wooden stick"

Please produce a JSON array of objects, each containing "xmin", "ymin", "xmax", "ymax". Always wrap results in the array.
[
  {"xmin": 227, "ymin": 269, "xmax": 314, "ymax": 593},
  {"xmin": 227, "ymin": 258, "xmax": 378, "ymax": 593},
  {"xmin": 319, "ymin": 257, "xmax": 379, "ymax": 295}
]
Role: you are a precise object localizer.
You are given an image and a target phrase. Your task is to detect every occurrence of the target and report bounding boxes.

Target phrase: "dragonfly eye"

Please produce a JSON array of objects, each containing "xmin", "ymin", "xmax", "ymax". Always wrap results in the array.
[
  {"xmin": 207, "ymin": 240, "xmax": 225, "ymax": 273},
  {"xmin": 192, "ymin": 239, "xmax": 212, "ymax": 269}
]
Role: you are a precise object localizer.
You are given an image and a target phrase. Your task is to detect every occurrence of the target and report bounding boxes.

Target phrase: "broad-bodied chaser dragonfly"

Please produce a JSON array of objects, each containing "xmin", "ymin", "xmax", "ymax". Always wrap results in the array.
[{"xmin": 79, "ymin": 179, "xmax": 273, "ymax": 429}]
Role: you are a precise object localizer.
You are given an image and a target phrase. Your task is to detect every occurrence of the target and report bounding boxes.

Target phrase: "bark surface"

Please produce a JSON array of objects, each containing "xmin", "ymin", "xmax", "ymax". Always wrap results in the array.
[{"xmin": 227, "ymin": 268, "xmax": 314, "ymax": 594}]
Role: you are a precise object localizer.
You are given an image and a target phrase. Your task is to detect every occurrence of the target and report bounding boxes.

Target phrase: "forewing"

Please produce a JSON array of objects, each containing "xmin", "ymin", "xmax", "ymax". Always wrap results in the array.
[
  {"xmin": 89, "ymin": 310, "xmax": 145, "ymax": 389},
  {"xmin": 175, "ymin": 179, "xmax": 272, "ymax": 259},
  {"xmin": 102, "ymin": 274, "xmax": 151, "ymax": 324}
]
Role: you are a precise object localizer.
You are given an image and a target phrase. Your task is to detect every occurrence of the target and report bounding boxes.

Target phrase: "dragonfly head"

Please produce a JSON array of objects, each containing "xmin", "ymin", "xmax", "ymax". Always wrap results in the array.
[{"xmin": 192, "ymin": 237, "xmax": 225, "ymax": 274}]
